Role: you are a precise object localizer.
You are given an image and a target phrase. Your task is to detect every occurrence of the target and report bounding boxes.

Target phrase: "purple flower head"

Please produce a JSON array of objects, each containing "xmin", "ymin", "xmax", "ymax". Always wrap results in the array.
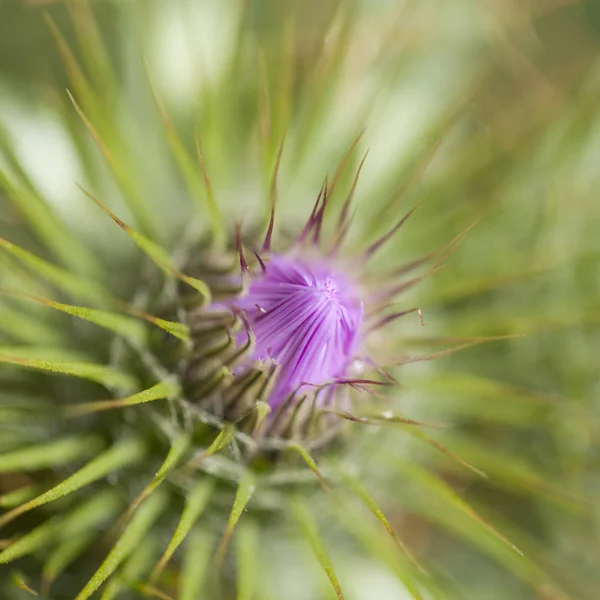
[
  {"xmin": 233, "ymin": 254, "xmax": 363, "ymax": 408},
  {"xmin": 184, "ymin": 155, "xmax": 444, "ymax": 442}
]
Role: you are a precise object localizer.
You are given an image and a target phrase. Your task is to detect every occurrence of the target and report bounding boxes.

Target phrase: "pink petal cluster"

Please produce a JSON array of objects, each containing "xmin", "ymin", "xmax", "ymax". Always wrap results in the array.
[{"xmin": 234, "ymin": 254, "xmax": 363, "ymax": 408}]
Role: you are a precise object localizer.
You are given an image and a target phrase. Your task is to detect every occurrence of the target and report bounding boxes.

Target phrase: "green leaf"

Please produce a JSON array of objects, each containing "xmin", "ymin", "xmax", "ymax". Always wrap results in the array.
[
  {"xmin": 0, "ymin": 438, "xmax": 146, "ymax": 529},
  {"xmin": 0, "ymin": 436, "xmax": 103, "ymax": 473},
  {"xmin": 213, "ymin": 471, "xmax": 256, "ymax": 569},
  {"xmin": 124, "ymin": 433, "xmax": 190, "ymax": 519},
  {"xmin": 60, "ymin": 489, "xmax": 123, "ymax": 539},
  {"xmin": 44, "ymin": 13, "xmax": 98, "ymax": 118},
  {"xmin": 0, "ymin": 353, "xmax": 137, "ymax": 391},
  {"xmin": 0, "ymin": 303, "xmax": 65, "ymax": 346},
  {"xmin": 101, "ymin": 535, "xmax": 163, "ymax": 600},
  {"xmin": 2, "ymin": 289, "xmax": 147, "ymax": 345},
  {"xmin": 206, "ymin": 424, "xmax": 237, "ymax": 455},
  {"xmin": 66, "ymin": 89, "xmax": 160, "ymax": 240},
  {"xmin": 145, "ymin": 67, "xmax": 225, "ymax": 246},
  {"xmin": 389, "ymin": 459, "xmax": 565, "ymax": 591},
  {"xmin": 0, "ymin": 163, "xmax": 102, "ymax": 278},
  {"xmin": 0, "ymin": 517, "xmax": 59, "ymax": 565},
  {"xmin": 185, "ymin": 424, "xmax": 236, "ymax": 470},
  {"xmin": 128, "ymin": 309, "xmax": 190, "ymax": 343},
  {"xmin": 79, "ymin": 186, "xmax": 211, "ymax": 302},
  {"xmin": 0, "ymin": 486, "xmax": 37, "ymax": 509},
  {"xmin": 178, "ymin": 527, "xmax": 213, "ymax": 600},
  {"xmin": 341, "ymin": 473, "xmax": 423, "ymax": 574},
  {"xmin": 74, "ymin": 490, "xmax": 167, "ymax": 600},
  {"xmin": 327, "ymin": 493, "xmax": 429, "ymax": 600},
  {"xmin": 43, "ymin": 534, "xmax": 96, "ymax": 596},
  {"xmin": 10, "ymin": 571, "xmax": 38, "ymax": 596},
  {"xmin": 0, "ymin": 489, "xmax": 120, "ymax": 564},
  {"xmin": 398, "ymin": 460, "xmax": 522, "ymax": 555},
  {"xmin": 290, "ymin": 496, "xmax": 344, "ymax": 600},
  {"xmin": 64, "ymin": 381, "xmax": 180, "ymax": 416},
  {"xmin": 0, "ymin": 345, "xmax": 90, "ymax": 362},
  {"xmin": 236, "ymin": 521, "xmax": 259, "ymax": 600},
  {"xmin": 404, "ymin": 428, "xmax": 488, "ymax": 478},
  {"xmin": 226, "ymin": 472, "xmax": 256, "ymax": 536},
  {"xmin": 149, "ymin": 480, "xmax": 214, "ymax": 583},
  {"xmin": 66, "ymin": 0, "xmax": 118, "ymax": 104},
  {"xmin": 0, "ymin": 236, "xmax": 113, "ymax": 307},
  {"xmin": 288, "ymin": 442, "xmax": 329, "ymax": 490},
  {"xmin": 42, "ymin": 491, "xmax": 122, "ymax": 592},
  {"xmin": 434, "ymin": 435, "xmax": 588, "ymax": 511}
]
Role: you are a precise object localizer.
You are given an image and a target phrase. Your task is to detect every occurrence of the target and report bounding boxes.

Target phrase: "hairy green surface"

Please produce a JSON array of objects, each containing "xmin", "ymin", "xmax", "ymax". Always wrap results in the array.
[{"xmin": 0, "ymin": 1, "xmax": 598, "ymax": 599}]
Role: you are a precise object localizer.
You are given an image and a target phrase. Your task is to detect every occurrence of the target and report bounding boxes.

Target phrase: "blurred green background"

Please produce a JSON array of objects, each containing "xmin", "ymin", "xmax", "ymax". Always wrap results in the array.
[{"xmin": 0, "ymin": 0, "xmax": 598, "ymax": 599}]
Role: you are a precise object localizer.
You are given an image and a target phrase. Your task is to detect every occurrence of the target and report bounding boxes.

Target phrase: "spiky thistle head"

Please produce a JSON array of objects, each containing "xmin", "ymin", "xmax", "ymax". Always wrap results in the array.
[{"xmin": 175, "ymin": 172, "xmax": 434, "ymax": 449}]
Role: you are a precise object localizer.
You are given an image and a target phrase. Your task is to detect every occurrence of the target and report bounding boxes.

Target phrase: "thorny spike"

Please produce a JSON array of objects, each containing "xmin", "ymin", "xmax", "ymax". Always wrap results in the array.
[
  {"xmin": 338, "ymin": 150, "xmax": 369, "ymax": 230},
  {"xmin": 361, "ymin": 222, "xmax": 478, "ymax": 296},
  {"xmin": 391, "ymin": 221, "xmax": 478, "ymax": 278},
  {"xmin": 372, "ymin": 224, "xmax": 471, "ymax": 305},
  {"xmin": 369, "ymin": 307, "xmax": 425, "ymax": 331},
  {"xmin": 388, "ymin": 336, "xmax": 524, "ymax": 367},
  {"xmin": 328, "ymin": 129, "xmax": 365, "ymax": 201},
  {"xmin": 262, "ymin": 202, "xmax": 276, "ymax": 253},
  {"xmin": 320, "ymin": 409, "xmax": 444, "ymax": 429},
  {"xmin": 329, "ymin": 150, "xmax": 369, "ymax": 255},
  {"xmin": 195, "ymin": 132, "xmax": 217, "ymax": 215},
  {"xmin": 235, "ymin": 223, "xmax": 248, "ymax": 273},
  {"xmin": 364, "ymin": 202, "xmax": 422, "ymax": 259},
  {"xmin": 311, "ymin": 176, "xmax": 329, "ymax": 245},
  {"xmin": 253, "ymin": 251, "xmax": 267, "ymax": 272},
  {"xmin": 300, "ymin": 378, "xmax": 393, "ymax": 393},
  {"xmin": 380, "ymin": 136, "xmax": 443, "ymax": 216},
  {"xmin": 329, "ymin": 207, "xmax": 357, "ymax": 258},
  {"xmin": 298, "ymin": 179, "xmax": 327, "ymax": 242},
  {"xmin": 359, "ymin": 356, "xmax": 399, "ymax": 383},
  {"xmin": 263, "ymin": 137, "xmax": 285, "ymax": 251},
  {"xmin": 373, "ymin": 273, "xmax": 433, "ymax": 308}
]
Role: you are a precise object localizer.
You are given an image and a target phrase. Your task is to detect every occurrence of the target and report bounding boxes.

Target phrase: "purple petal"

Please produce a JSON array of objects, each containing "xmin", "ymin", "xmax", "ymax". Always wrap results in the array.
[{"xmin": 233, "ymin": 254, "xmax": 363, "ymax": 408}]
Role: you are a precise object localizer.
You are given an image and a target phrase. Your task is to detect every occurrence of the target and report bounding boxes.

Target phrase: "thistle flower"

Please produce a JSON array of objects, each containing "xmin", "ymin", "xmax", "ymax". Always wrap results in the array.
[
  {"xmin": 0, "ymin": 2, "xmax": 596, "ymax": 600},
  {"xmin": 233, "ymin": 251, "xmax": 364, "ymax": 410},
  {"xmin": 179, "ymin": 175, "xmax": 433, "ymax": 448}
]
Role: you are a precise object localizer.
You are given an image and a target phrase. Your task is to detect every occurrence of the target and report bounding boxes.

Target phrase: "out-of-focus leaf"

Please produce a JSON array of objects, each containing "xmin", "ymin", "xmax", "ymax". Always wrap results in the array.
[
  {"xmin": 0, "ymin": 486, "xmax": 37, "ymax": 509},
  {"xmin": 0, "ymin": 236, "xmax": 113, "ymax": 306},
  {"xmin": 74, "ymin": 489, "xmax": 167, "ymax": 600},
  {"xmin": 2, "ymin": 288, "xmax": 147, "ymax": 345},
  {"xmin": 149, "ymin": 479, "xmax": 214, "ymax": 583},
  {"xmin": 341, "ymin": 473, "xmax": 423, "ymax": 573},
  {"xmin": 178, "ymin": 527, "xmax": 213, "ymax": 600},
  {"xmin": 0, "ymin": 353, "xmax": 137, "ymax": 390},
  {"xmin": 236, "ymin": 520, "xmax": 260, "ymax": 600},
  {"xmin": 0, "ymin": 489, "xmax": 120, "ymax": 564},
  {"xmin": 213, "ymin": 471, "xmax": 256, "ymax": 568},
  {"xmin": 0, "ymin": 438, "xmax": 146, "ymax": 529},
  {"xmin": 0, "ymin": 161, "xmax": 101, "ymax": 277},
  {"xmin": 0, "ymin": 436, "xmax": 103, "ymax": 473},
  {"xmin": 100, "ymin": 535, "xmax": 163, "ymax": 600},
  {"xmin": 42, "ymin": 491, "xmax": 122, "ymax": 593},
  {"xmin": 145, "ymin": 67, "xmax": 224, "ymax": 245},
  {"xmin": 123, "ymin": 433, "xmax": 190, "ymax": 519},
  {"xmin": 290, "ymin": 495, "xmax": 344, "ymax": 600},
  {"xmin": 79, "ymin": 186, "xmax": 211, "ymax": 302}
]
